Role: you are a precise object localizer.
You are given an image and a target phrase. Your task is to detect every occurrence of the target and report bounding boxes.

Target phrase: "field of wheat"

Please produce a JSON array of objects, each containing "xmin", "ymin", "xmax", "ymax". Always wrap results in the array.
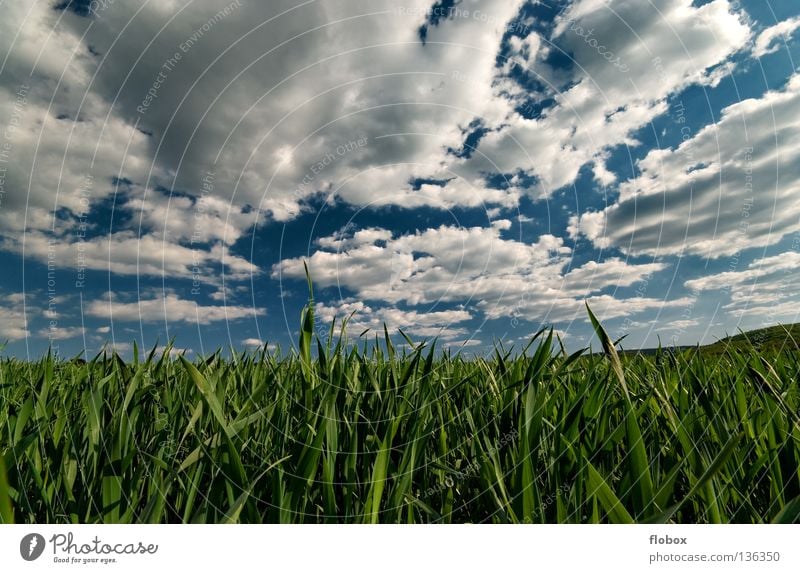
[{"xmin": 1, "ymin": 303, "xmax": 798, "ymax": 524}]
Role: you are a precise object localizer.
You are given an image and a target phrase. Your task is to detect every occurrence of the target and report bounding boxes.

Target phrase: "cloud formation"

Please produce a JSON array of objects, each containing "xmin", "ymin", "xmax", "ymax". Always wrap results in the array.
[
  {"xmin": 573, "ymin": 74, "xmax": 800, "ymax": 258},
  {"xmin": 685, "ymin": 248, "xmax": 800, "ymax": 323},
  {"xmin": 0, "ymin": 293, "xmax": 29, "ymax": 340},
  {"xmin": 86, "ymin": 293, "xmax": 264, "ymax": 324},
  {"xmin": 275, "ymin": 220, "xmax": 684, "ymax": 325}
]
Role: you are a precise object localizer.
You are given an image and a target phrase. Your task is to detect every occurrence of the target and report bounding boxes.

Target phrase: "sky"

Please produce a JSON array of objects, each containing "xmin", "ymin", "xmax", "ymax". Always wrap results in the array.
[{"xmin": 0, "ymin": 0, "xmax": 799, "ymax": 359}]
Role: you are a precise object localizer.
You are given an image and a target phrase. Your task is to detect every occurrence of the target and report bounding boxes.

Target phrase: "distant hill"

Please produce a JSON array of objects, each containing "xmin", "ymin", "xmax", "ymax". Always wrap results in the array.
[
  {"xmin": 619, "ymin": 323, "xmax": 800, "ymax": 356},
  {"xmin": 702, "ymin": 323, "xmax": 800, "ymax": 354}
]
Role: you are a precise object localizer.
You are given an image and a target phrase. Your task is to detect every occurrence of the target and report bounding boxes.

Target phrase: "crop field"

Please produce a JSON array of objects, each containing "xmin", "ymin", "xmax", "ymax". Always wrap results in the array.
[{"xmin": 1, "ymin": 305, "xmax": 799, "ymax": 524}]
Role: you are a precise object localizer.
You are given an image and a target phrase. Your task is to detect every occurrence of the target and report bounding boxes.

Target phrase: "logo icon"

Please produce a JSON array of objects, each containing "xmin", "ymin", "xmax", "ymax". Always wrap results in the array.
[{"xmin": 20, "ymin": 533, "xmax": 46, "ymax": 561}]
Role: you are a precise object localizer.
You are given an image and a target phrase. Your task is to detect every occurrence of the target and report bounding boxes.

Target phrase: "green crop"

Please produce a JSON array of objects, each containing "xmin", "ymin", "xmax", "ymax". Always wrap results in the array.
[{"xmin": 1, "ymin": 301, "xmax": 798, "ymax": 524}]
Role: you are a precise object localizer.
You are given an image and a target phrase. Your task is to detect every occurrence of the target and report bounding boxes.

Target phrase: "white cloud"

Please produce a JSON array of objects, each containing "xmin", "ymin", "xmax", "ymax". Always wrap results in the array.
[
  {"xmin": 0, "ymin": 293, "xmax": 29, "ymax": 340},
  {"xmin": 655, "ymin": 319, "xmax": 699, "ymax": 332},
  {"xmin": 474, "ymin": 0, "xmax": 751, "ymax": 196},
  {"xmin": 752, "ymin": 16, "xmax": 800, "ymax": 58},
  {"xmin": 0, "ymin": 0, "xmax": 538, "ymax": 284},
  {"xmin": 274, "ymin": 220, "xmax": 571, "ymax": 307},
  {"xmin": 6, "ymin": 231, "xmax": 259, "ymax": 282},
  {"xmin": 38, "ymin": 326, "xmax": 85, "ymax": 341},
  {"xmin": 100, "ymin": 342, "xmax": 133, "ymax": 355},
  {"xmin": 155, "ymin": 345, "xmax": 193, "ymax": 357},
  {"xmin": 685, "ymin": 251, "xmax": 800, "ymax": 291},
  {"xmin": 685, "ymin": 249, "xmax": 800, "ymax": 323},
  {"xmin": 479, "ymin": 292, "xmax": 693, "ymax": 324},
  {"xmin": 276, "ymin": 222, "xmax": 684, "ymax": 325},
  {"xmin": 560, "ymin": 258, "xmax": 667, "ymax": 295},
  {"xmin": 79, "ymin": 0, "xmax": 527, "ymax": 216},
  {"xmin": 314, "ymin": 301, "xmax": 472, "ymax": 340},
  {"xmin": 125, "ymin": 189, "xmax": 259, "ymax": 246},
  {"xmin": 442, "ymin": 339, "xmax": 483, "ymax": 349},
  {"xmin": 1, "ymin": 0, "xmax": 754, "ymax": 251},
  {"xmin": 0, "ymin": 0, "xmax": 153, "ymax": 236},
  {"xmin": 86, "ymin": 293, "xmax": 265, "ymax": 324},
  {"xmin": 574, "ymin": 74, "xmax": 800, "ymax": 258}
]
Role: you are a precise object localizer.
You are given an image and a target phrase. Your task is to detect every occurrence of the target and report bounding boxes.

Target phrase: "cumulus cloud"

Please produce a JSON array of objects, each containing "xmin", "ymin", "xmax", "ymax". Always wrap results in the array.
[
  {"xmin": 1, "ymin": 0, "xmax": 754, "ymax": 249},
  {"xmin": 155, "ymin": 345, "xmax": 193, "ymax": 357},
  {"xmin": 0, "ymin": 0, "xmax": 542, "ymax": 286},
  {"xmin": 101, "ymin": 342, "xmax": 133, "ymax": 354},
  {"xmin": 685, "ymin": 249, "xmax": 800, "ymax": 323},
  {"xmin": 685, "ymin": 251, "xmax": 800, "ymax": 292},
  {"xmin": 0, "ymin": 292, "xmax": 29, "ymax": 340},
  {"xmin": 0, "ymin": 1, "xmax": 153, "ymax": 235},
  {"xmin": 276, "ymin": 221, "xmax": 684, "ymax": 325},
  {"xmin": 655, "ymin": 319, "xmax": 699, "ymax": 332},
  {"xmin": 67, "ymin": 0, "xmax": 526, "ymax": 214},
  {"xmin": 274, "ymin": 220, "xmax": 571, "ymax": 306},
  {"xmin": 5, "ymin": 230, "xmax": 259, "ymax": 282},
  {"xmin": 442, "ymin": 339, "xmax": 484, "ymax": 350},
  {"xmin": 314, "ymin": 300, "xmax": 472, "ymax": 340},
  {"xmin": 573, "ymin": 74, "xmax": 800, "ymax": 258},
  {"xmin": 125, "ymin": 189, "xmax": 259, "ymax": 246},
  {"xmin": 560, "ymin": 258, "xmax": 668, "ymax": 295},
  {"xmin": 38, "ymin": 326, "xmax": 86, "ymax": 341},
  {"xmin": 479, "ymin": 292, "xmax": 693, "ymax": 324},
  {"xmin": 85, "ymin": 293, "xmax": 264, "ymax": 324},
  {"xmin": 752, "ymin": 16, "xmax": 800, "ymax": 58},
  {"xmin": 474, "ymin": 0, "xmax": 751, "ymax": 195}
]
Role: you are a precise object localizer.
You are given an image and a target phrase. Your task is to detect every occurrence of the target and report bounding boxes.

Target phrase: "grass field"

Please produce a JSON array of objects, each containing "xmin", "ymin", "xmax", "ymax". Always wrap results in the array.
[{"xmin": 1, "ymin": 302, "xmax": 799, "ymax": 524}]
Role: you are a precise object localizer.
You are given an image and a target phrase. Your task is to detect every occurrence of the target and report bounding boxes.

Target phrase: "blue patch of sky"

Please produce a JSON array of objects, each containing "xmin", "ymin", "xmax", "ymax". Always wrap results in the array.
[
  {"xmin": 408, "ymin": 176, "xmax": 453, "ymax": 190},
  {"xmin": 448, "ymin": 119, "xmax": 491, "ymax": 158},
  {"xmin": 418, "ymin": 0, "xmax": 461, "ymax": 44},
  {"xmin": 738, "ymin": 0, "xmax": 799, "ymax": 25},
  {"xmin": 53, "ymin": 0, "xmax": 93, "ymax": 18},
  {"xmin": 514, "ymin": 96, "xmax": 557, "ymax": 120},
  {"xmin": 496, "ymin": 1, "xmax": 575, "ymax": 118},
  {"xmin": 604, "ymin": 25, "xmax": 798, "ymax": 184},
  {"xmin": 63, "ymin": 178, "xmax": 138, "ymax": 241}
]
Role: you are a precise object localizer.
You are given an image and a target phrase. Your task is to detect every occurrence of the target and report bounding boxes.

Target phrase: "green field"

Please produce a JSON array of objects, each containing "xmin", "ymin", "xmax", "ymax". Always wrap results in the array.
[{"xmin": 1, "ymin": 304, "xmax": 799, "ymax": 524}]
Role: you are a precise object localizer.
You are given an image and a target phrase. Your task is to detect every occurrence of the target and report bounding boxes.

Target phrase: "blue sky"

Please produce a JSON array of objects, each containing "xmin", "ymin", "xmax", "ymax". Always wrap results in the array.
[{"xmin": 1, "ymin": 0, "xmax": 799, "ymax": 359}]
